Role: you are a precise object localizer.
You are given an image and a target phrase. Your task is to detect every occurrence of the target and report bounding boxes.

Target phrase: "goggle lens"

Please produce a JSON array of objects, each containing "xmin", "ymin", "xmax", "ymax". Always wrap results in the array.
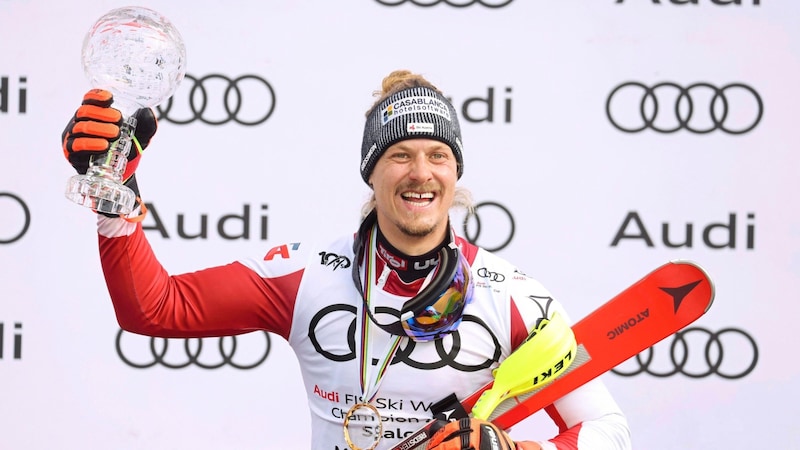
[{"xmin": 401, "ymin": 251, "xmax": 473, "ymax": 342}]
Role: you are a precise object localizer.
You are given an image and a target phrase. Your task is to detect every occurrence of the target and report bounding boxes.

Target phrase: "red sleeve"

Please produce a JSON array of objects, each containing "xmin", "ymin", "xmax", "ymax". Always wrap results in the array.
[
  {"xmin": 542, "ymin": 407, "xmax": 583, "ymax": 446},
  {"xmin": 98, "ymin": 222, "xmax": 300, "ymax": 340}
]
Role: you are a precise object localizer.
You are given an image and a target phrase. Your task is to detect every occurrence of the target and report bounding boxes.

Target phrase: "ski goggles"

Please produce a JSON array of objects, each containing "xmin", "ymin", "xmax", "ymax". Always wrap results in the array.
[
  {"xmin": 396, "ymin": 244, "xmax": 474, "ymax": 342},
  {"xmin": 352, "ymin": 212, "xmax": 475, "ymax": 342}
]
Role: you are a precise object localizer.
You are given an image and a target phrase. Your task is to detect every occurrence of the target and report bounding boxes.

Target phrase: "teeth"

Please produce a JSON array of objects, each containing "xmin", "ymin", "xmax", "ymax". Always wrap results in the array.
[{"xmin": 403, "ymin": 192, "xmax": 434, "ymax": 200}]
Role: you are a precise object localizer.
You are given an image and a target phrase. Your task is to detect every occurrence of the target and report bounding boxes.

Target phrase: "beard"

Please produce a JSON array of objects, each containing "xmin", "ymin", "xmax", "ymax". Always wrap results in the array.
[
  {"xmin": 394, "ymin": 212, "xmax": 440, "ymax": 238},
  {"xmin": 397, "ymin": 221, "xmax": 437, "ymax": 238}
]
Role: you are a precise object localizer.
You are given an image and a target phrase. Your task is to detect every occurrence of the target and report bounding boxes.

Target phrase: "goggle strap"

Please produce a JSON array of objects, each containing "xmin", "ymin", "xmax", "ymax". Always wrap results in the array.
[
  {"xmin": 350, "ymin": 212, "xmax": 469, "ymax": 340},
  {"xmin": 402, "ymin": 244, "xmax": 459, "ymax": 317}
]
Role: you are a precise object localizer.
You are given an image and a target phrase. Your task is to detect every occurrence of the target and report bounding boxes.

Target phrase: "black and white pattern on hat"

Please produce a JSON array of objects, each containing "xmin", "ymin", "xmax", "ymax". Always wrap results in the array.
[{"xmin": 360, "ymin": 85, "xmax": 464, "ymax": 184}]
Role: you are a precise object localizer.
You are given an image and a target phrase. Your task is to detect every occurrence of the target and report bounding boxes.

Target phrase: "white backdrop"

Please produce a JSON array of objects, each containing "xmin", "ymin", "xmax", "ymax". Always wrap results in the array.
[{"xmin": 1, "ymin": 0, "xmax": 797, "ymax": 449}]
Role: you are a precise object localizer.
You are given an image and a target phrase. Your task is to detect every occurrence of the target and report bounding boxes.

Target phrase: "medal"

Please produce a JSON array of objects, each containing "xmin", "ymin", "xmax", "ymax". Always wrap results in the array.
[
  {"xmin": 344, "ymin": 225, "xmax": 403, "ymax": 450},
  {"xmin": 343, "ymin": 402, "xmax": 383, "ymax": 450}
]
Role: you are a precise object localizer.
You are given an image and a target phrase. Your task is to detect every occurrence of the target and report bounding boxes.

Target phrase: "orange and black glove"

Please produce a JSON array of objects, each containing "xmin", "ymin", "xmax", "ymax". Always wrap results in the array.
[
  {"xmin": 62, "ymin": 89, "xmax": 157, "ymax": 177},
  {"xmin": 62, "ymin": 89, "xmax": 157, "ymax": 216},
  {"xmin": 427, "ymin": 418, "xmax": 517, "ymax": 450}
]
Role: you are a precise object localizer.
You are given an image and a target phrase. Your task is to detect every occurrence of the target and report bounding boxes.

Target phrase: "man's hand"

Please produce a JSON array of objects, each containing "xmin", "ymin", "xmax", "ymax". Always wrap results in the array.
[
  {"xmin": 62, "ymin": 89, "xmax": 157, "ymax": 179},
  {"xmin": 62, "ymin": 89, "xmax": 158, "ymax": 218},
  {"xmin": 427, "ymin": 417, "xmax": 517, "ymax": 450}
]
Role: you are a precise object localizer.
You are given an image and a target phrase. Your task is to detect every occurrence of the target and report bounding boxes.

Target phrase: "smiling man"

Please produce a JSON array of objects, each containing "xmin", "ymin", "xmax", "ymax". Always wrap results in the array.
[
  {"xmin": 61, "ymin": 70, "xmax": 632, "ymax": 450},
  {"xmin": 369, "ymin": 138, "xmax": 457, "ymax": 250}
]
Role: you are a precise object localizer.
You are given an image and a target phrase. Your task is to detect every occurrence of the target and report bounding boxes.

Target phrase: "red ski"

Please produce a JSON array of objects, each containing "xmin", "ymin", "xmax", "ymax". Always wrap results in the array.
[{"xmin": 391, "ymin": 260, "xmax": 715, "ymax": 450}]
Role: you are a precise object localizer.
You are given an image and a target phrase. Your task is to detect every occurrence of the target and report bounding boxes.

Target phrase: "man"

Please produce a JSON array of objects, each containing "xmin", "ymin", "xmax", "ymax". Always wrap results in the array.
[{"xmin": 62, "ymin": 70, "xmax": 632, "ymax": 449}]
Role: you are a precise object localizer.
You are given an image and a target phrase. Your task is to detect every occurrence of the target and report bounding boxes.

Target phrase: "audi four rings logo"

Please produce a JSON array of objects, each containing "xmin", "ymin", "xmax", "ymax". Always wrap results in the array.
[
  {"xmin": 462, "ymin": 201, "xmax": 516, "ymax": 252},
  {"xmin": 612, "ymin": 327, "xmax": 758, "ymax": 379},
  {"xmin": 476, "ymin": 267, "xmax": 505, "ymax": 282},
  {"xmin": 308, "ymin": 304, "xmax": 501, "ymax": 372},
  {"xmin": 0, "ymin": 192, "xmax": 31, "ymax": 244},
  {"xmin": 157, "ymin": 74, "xmax": 276, "ymax": 126},
  {"xmin": 115, "ymin": 329, "xmax": 272, "ymax": 369},
  {"xmin": 606, "ymin": 82, "xmax": 763, "ymax": 134},
  {"xmin": 375, "ymin": 0, "xmax": 513, "ymax": 7}
]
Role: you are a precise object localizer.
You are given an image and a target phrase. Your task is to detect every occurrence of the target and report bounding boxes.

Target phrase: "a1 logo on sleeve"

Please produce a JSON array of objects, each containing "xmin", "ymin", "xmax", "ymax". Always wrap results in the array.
[{"xmin": 263, "ymin": 242, "xmax": 300, "ymax": 261}]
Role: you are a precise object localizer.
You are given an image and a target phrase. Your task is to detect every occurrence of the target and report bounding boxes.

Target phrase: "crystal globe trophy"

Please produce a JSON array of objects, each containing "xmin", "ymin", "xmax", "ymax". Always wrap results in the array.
[{"xmin": 65, "ymin": 6, "xmax": 186, "ymax": 215}]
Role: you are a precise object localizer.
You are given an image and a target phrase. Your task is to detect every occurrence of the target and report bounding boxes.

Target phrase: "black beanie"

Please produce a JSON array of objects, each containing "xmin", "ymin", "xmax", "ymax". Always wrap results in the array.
[{"xmin": 360, "ymin": 85, "xmax": 464, "ymax": 184}]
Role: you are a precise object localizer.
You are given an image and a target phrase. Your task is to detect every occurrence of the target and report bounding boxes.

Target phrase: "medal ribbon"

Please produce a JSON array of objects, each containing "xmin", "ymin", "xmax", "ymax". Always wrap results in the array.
[{"xmin": 358, "ymin": 225, "xmax": 403, "ymax": 404}]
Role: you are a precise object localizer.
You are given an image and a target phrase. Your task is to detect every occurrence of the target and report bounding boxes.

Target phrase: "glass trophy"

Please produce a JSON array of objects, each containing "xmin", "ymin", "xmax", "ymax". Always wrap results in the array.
[{"xmin": 65, "ymin": 6, "xmax": 186, "ymax": 215}]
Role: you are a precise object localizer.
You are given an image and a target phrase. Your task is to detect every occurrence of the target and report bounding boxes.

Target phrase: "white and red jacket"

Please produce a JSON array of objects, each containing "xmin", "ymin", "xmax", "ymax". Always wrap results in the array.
[{"xmin": 97, "ymin": 216, "xmax": 631, "ymax": 450}]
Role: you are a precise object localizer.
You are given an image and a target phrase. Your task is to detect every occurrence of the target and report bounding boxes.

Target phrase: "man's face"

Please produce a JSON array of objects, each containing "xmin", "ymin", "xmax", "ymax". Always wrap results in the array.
[{"xmin": 369, "ymin": 138, "xmax": 459, "ymax": 254}]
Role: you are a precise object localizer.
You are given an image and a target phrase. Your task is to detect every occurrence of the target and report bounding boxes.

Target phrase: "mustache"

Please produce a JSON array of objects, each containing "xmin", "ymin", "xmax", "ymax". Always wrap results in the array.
[{"xmin": 397, "ymin": 183, "xmax": 440, "ymax": 193}]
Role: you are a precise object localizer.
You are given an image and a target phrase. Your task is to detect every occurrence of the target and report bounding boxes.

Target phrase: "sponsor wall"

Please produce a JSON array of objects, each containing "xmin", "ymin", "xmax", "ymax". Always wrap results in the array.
[{"xmin": 1, "ymin": 0, "xmax": 796, "ymax": 449}]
